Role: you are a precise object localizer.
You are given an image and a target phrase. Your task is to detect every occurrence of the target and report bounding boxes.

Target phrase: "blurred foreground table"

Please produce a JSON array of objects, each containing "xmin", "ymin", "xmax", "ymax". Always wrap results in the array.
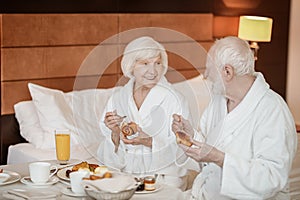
[{"xmin": 0, "ymin": 160, "xmax": 184, "ymax": 200}]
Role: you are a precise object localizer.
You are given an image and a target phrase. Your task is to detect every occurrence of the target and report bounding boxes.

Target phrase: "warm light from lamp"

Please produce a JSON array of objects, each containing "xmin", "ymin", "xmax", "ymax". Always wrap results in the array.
[
  {"xmin": 238, "ymin": 16, "xmax": 273, "ymax": 60},
  {"xmin": 238, "ymin": 16, "xmax": 273, "ymax": 42}
]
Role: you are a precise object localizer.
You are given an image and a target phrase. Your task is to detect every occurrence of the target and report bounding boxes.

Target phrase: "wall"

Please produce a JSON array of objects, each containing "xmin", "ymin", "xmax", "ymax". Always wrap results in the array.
[
  {"xmin": 287, "ymin": 0, "xmax": 300, "ymax": 125},
  {"xmin": 0, "ymin": 0, "xmax": 292, "ymax": 113},
  {"xmin": 0, "ymin": 13, "xmax": 214, "ymax": 114},
  {"xmin": 213, "ymin": 0, "xmax": 291, "ymax": 99}
]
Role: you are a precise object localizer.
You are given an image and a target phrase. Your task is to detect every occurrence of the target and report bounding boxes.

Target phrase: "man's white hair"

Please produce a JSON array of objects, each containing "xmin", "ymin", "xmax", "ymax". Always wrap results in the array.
[
  {"xmin": 121, "ymin": 36, "xmax": 168, "ymax": 78},
  {"xmin": 207, "ymin": 36, "xmax": 255, "ymax": 76}
]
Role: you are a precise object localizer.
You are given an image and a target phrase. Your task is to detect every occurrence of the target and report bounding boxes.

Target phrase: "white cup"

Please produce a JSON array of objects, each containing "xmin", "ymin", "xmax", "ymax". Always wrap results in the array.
[
  {"xmin": 70, "ymin": 171, "xmax": 90, "ymax": 194},
  {"xmin": 29, "ymin": 162, "xmax": 58, "ymax": 184}
]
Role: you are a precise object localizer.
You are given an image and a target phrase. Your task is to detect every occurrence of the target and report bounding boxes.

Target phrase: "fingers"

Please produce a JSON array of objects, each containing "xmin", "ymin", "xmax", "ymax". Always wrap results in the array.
[
  {"xmin": 172, "ymin": 114, "xmax": 183, "ymax": 133},
  {"xmin": 178, "ymin": 143, "xmax": 190, "ymax": 151},
  {"xmin": 190, "ymin": 139, "xmax": 202, "ymax": 147},
  {"xmin": 122, "ymin": 137, "xmax": 133, "ymax": 144},
  {"xmin": 172, "ymin": 114, "xmax": 182, "ymax": 122},
  {"xmin": 104, "ymin": 111, "xmax": 124, "ymax": 128}
]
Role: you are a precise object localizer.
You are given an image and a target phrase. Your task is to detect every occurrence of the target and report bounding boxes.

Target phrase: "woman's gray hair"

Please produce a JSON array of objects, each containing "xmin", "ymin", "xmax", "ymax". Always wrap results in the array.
[
  {"xmin": 121, "ymin": 36, "xmax": 168, "ymax": 78},
  {"xmin": 207, "ymin": 36, "xmax": 255, "ymax": 76}
]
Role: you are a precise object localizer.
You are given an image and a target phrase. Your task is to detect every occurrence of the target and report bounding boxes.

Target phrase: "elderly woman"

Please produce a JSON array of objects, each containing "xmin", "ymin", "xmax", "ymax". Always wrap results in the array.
[{"xmin": 97, "ymin": 36, "xmax": 190, "ymax": 189}]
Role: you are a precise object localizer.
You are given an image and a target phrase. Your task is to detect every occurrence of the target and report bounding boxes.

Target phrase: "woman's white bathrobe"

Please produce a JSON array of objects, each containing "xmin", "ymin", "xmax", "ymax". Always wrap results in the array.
[
  {"xmin": 179, "ymin": 73, "xmax": 297, "ymax": 199},
  {"xmin": 97, "ymin": 77, "xmax": 189, "ymax": 186}
]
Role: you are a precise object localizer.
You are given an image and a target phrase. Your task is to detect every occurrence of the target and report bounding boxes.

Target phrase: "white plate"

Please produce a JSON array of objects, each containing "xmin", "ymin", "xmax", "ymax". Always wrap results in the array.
[
  {"xmin": 135, "ymin": 184, "xmax": 163, "ymax": 194},
  {"xmin": 0, "ymin": 170, "xmax": 21, "ymax": 186},
  {"xmin": 61, "ymin": 187, "xmax": 87, "ymax": 197},
  {"xmin": 57, "ymin": 167, "xmax": 72, "ymax": 181},
  {"xmin": 0, "ymin": 173, "xmax": 10, "ymax": 183},
  {"xmin": 21, "ymin": 176, "xmax": 59, "ymax": 187}
]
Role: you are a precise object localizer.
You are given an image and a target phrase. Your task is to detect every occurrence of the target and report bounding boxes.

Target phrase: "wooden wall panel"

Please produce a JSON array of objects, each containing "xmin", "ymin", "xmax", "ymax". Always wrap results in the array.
[
  {"xmin": 213, "ymin": 16, "xmax": 239, "ymax": 38},
  {"xmin": 166, "ymin": 68, "xmax": 205, "ymax": 83},
  {"xmin": 1, "ymin": 75, "xmax": 119, "ymax": 114},
  {"xmin": 1, "ymin": 13, "xmax": 214, "ymax": 114},
  {"xmin": 1, "ymin": 14, "xmax": 119, "ymax": 47},
  {"xmin": 2, "ymin": 45, "xmax": 119, "ymax": 81},
  {"xmin": 119, "ymin": 14, "xmax": 213, "ymax": 42}
]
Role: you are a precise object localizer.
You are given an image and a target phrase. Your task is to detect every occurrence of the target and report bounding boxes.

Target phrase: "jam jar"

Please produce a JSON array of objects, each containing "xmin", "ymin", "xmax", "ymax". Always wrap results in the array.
[{"xmin": 144, "ymin": 176, "xmax": 156, "ymax": 191}]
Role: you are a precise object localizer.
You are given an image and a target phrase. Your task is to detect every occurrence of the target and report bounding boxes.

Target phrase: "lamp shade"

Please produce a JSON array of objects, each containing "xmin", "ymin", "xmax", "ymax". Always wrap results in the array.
[{"xmin": 238, "ymin": 16, "xmax": 273, "ymax": 42}]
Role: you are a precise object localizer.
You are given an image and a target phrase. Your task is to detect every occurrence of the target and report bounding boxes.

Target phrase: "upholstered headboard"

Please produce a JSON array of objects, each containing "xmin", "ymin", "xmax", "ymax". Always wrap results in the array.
[{"xmin": 0, "ymin": 13, "xmax": 238, "ymax": 164}]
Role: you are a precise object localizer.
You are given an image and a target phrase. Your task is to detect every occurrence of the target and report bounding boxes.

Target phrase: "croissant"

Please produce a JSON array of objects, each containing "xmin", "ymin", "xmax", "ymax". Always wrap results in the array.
[
  {"xmin": 121, "ymin": 122, "xmax": 138, "ymax": 137},
  {"xmin": 176, "ymin": 131, "xmax": 192, "ymax": 147}
]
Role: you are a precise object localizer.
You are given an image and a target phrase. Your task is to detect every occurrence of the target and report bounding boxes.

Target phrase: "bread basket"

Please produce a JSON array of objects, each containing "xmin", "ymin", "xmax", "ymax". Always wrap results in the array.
[{"xmin": 84, "ymin": 184, "xmax": 138, "ymax": 200}]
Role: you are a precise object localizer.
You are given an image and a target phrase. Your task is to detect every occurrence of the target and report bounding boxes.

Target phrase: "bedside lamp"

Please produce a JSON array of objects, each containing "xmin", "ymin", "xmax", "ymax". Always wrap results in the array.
[{"xmin": 238, "ymin": 15, "xmax": 273, "ymax": 60}]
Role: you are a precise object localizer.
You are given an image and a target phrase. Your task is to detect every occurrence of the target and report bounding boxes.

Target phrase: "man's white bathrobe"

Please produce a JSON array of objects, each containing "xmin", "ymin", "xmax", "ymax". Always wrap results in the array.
[
  {"xmin": 97, "ymin": 77, "xmax": 189, "ymax": 187},
  {"xmin": 180, "ymin": 73, "xmax": 297, "ymax": 199}
]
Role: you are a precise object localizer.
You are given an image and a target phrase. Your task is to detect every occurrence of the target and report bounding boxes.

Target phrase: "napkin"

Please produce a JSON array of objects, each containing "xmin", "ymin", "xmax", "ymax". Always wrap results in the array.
[
  {"xmin": 4, "ymin": 189, "xmax": 56, "ymax": 200},
  {"xmin": 83, "ymin": 173, "xmax": 136, "ymax": 193}
]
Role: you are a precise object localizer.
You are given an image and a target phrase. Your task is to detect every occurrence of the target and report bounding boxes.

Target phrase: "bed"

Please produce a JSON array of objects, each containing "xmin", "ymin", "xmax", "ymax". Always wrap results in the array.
[{"xmin": 6, "ymin": 74, "xmax": 211, "ymax": 164}]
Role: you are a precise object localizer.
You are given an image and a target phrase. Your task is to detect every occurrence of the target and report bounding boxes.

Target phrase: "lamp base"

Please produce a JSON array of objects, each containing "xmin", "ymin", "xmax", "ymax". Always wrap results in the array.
[{"xmin": 249, "ymin": 41, "xmax": 259, "ymax": 61}]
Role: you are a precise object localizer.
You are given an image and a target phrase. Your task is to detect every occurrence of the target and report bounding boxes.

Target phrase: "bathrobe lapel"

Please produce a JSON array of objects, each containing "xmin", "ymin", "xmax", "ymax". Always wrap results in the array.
[{"xmin": 217, "ymin": 73, "xmax": 269, "ymax": 148}]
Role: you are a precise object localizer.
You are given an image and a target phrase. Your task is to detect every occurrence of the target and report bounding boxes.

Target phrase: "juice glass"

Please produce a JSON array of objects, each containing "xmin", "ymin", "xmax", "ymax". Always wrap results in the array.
[{"xmin": 55, "ymin": 130, "xmax": 70, "ymax": 165}]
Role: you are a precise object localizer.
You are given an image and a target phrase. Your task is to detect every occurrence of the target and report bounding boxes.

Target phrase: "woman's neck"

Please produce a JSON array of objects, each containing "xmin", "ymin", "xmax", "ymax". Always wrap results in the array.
[{"xmin": 133, "ymin": 85, "xmax": 151, "ymax": 110}]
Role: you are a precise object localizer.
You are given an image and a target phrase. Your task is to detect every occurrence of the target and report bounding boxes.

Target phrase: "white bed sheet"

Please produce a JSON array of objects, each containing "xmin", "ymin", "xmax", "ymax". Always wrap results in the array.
[{"xmin": 7, "ymin": 143, "xmax": 99, "ymax": 165}]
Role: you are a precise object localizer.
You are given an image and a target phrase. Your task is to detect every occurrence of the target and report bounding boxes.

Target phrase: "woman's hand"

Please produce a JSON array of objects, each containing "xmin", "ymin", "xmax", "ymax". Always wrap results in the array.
[
  {"xmin": 104, "ymin": 110, "xmax": 124, "ymax": 151},
  {"xmin": 104, "ymin": 110, "xmax": 124, "ymax": 132},
  {"xmin": 179, "ymin": 139, "xmax": 225, "ymax": 167},
  {"xmin": 172, "ymin": 114, "xmax": 194, "ymax": 138},
  {"xmin": 122, "ymin": 127, "xmax": 153, "ymax": 148}
]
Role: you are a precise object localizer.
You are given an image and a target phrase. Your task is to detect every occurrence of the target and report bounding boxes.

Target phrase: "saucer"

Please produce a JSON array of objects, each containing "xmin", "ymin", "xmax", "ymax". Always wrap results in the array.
[
  {"xmin": 135, "ymin": 184, "xmax": 163, "ymax": 194},
  {"xmin": 0, "ymin": 173, "xmax": 10, "ymax": 183},
  {"xmin": 0, "ymin": 171, "xmax": 21, "ymax": 186},
  {"xmin": 62, "ymin": 187, "xmax": 87, "ymax": 197},
  {"xmin": 21, "ymin": 176, "xmax": 59, "ymax": 187}
]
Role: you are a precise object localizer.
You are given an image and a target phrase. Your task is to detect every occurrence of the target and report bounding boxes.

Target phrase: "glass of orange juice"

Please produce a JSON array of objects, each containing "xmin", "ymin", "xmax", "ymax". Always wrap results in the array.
[{"xmin": 55, "ymin": 130, "xmax": 70, "ymax": 165}]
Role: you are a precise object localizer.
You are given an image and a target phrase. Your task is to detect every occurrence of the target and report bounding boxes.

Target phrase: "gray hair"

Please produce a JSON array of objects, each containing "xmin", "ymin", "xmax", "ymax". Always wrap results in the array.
[
  {"xmin": 207, "ymin": 36, "xmax": 255, "ymax": 76},
  {"xmin": 121, "ymin": 36, "xmax": 168, "ymax": 78}
]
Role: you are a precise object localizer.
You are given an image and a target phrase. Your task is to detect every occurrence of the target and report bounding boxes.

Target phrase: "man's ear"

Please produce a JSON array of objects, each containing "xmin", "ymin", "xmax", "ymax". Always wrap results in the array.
[{"xmin": 223, "ymin": 65, "xmax": 234, "ymax": 81}]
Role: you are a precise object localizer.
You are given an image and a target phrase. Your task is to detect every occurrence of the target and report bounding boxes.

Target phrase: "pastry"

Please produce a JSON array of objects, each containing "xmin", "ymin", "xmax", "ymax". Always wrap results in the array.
[
  {"xmin": 176, "ymin": 131, "xmax": 193, "ymax": 147},
  {"xmin": 121, "ymin": 122, "xmax": 138, "ymax": 138}
]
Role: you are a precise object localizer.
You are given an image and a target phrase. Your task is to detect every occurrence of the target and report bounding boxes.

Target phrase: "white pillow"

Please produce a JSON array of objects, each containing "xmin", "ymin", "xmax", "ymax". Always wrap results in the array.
[
  {"xmin": 28, "ymin": 83, "xmax": 77, "ymax": 149},
  {"xmin": 173, "ymin": 75, "xmax": 211, "ymax": 131},
  {"xmin": 28, "ymin": 83, "xmax": 115, "ymax": 148},
  {"xmin": 67, "ymin": 88, "xmax": 117, "ymax": 145},
  {"xmin": 14, "ymin": 101, "xmax": 44, "ymax": 148}
]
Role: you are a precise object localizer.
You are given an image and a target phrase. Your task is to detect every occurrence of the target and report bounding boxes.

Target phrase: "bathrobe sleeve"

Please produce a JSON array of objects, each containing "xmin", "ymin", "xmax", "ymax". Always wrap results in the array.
[
  {"xmin": 97, "ymin": 96, "xmax": 126, "ymax": 170},
  {"xmin": 220, "ymin": 96, "xmax": 297, "ymax": 199}
]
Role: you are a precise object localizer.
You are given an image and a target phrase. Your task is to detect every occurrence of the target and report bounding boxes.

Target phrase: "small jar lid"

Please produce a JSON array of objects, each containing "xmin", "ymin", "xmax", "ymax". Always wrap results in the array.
[{"xmin": 144, "ymin": 176, "xmax": 155, "ymax": 180}]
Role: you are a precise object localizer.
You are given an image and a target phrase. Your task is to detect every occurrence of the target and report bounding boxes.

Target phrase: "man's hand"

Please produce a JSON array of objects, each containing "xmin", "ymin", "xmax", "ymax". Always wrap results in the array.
[
  {"xmin": 179, "ymin": 139, "xmax": 225, "ymax": 168},
  {"xmin": 172, "ymin": 114, "xmax": 194, "ymax": 138}
]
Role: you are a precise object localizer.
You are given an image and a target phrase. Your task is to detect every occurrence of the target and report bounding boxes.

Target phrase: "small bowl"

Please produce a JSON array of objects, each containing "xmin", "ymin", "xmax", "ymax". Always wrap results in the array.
[
  {"xmin": 0, "ymin": 173, "xmax": 10, "ymax": 183},
  {"xmin": 84, "ymin": 184, "xmax": 138, "ymax": 200}
]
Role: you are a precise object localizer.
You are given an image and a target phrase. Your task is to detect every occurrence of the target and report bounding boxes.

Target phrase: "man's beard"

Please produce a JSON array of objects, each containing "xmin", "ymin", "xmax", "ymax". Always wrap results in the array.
[{"xmin": 211, "ymin": 78, "xmax": 225, "ymax": 95}]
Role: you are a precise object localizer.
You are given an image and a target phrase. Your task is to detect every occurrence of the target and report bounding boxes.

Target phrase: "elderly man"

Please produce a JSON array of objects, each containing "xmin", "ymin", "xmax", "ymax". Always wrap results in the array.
[{"xmin": 172, "ymin": 36, "xmax": 297, "ymax": 199}]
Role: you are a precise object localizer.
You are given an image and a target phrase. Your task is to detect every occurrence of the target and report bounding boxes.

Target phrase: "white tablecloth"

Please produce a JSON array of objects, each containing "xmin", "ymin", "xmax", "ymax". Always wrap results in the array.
[{"xmin": 0, "ymin": 160, "xmax": 184, "ymax": 200}]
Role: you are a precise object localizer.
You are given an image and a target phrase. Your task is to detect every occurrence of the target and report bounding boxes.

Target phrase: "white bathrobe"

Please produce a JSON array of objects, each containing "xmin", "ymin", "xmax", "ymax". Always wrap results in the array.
[
  {"xmin": 180, "ymin": 73, "xmax": 297, "ymax": 199},
  {"xmin": 97, "ymin": 77, "xmax": 189, "ymax": 187}
]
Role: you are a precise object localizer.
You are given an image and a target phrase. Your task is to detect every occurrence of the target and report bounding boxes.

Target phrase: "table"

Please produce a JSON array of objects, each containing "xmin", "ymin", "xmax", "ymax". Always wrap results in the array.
[{"xmin": 0, "ymin": 160, "xmax": 185, "ymax": 200}]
